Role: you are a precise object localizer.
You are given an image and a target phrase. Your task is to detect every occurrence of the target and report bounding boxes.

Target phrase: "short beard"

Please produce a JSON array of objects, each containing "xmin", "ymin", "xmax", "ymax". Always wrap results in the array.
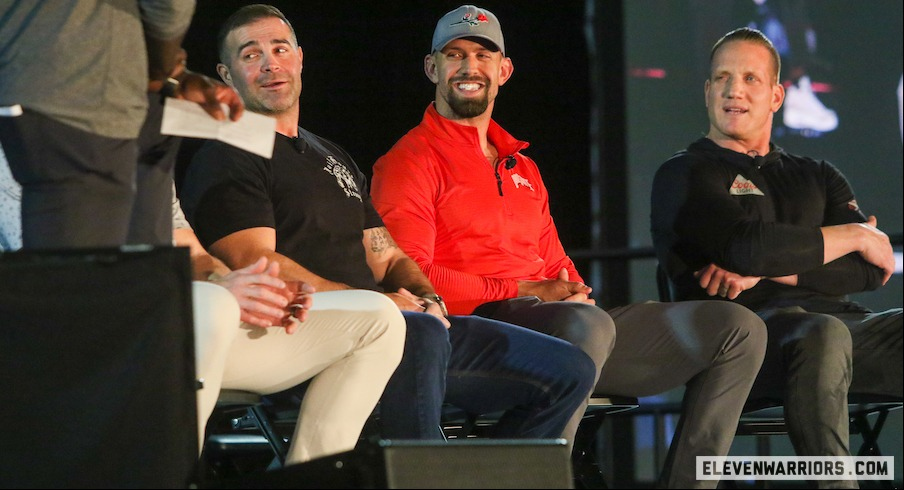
[
  {"xmin": 443, "ymin": 83, "xmax": 490, "ymax": 118},
  {"xmin": 244, "ymin": 80, "xmax": 301, "ymax": 116},
  {"xmin": 449, "ymin": 96, "xmax": 489, "ymax": 118}
]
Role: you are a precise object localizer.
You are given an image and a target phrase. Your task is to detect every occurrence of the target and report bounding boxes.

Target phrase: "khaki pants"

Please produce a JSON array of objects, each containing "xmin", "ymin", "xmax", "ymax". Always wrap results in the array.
[{"xmin": 192, "ymin": 283, "xmax": 406, "ymax": 464}]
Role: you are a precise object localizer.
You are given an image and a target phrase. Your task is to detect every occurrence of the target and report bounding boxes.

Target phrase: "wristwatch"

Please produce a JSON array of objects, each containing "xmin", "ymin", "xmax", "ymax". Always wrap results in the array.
[
  {"xmin": 423, "ymin": 293, "xmax": 448, "ymax": 317},
  {"xmin": 159, "ymin": 77, "xmax": 181, "ymax": 98}
]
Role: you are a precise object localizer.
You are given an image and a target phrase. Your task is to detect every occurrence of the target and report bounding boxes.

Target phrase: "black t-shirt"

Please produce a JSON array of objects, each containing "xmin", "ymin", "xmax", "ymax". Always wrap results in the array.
[{"xmin": 180, "ymin": 127, "xmax": 383, "ymax": 291}]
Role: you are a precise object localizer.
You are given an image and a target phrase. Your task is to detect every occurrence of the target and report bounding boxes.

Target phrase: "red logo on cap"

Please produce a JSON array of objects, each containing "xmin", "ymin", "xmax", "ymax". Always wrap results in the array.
[{"xmin": 453, "ymin": 12, "xmax": 489, "ymax": 27}]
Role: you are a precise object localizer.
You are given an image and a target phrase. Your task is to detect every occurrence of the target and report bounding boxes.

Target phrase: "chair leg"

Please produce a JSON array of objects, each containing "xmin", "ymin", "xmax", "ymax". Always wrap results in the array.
[
  {"xmin": 850, "ymin": 409, "xmax": 897, "ymax": 490},
  {"xmin": 443, "ymin": 412, "xmax": 476, "ymax": 439},
  {"xmin": 246, "ymin": 404, "xmax": 287, "ymax": 466},
  {"xmin": 852, "ymin": 409, "xmax": 889, "ymax": 457},
  {"xmin": 572, "ymin": 411, "xmax": 608, "ymax": 489}
]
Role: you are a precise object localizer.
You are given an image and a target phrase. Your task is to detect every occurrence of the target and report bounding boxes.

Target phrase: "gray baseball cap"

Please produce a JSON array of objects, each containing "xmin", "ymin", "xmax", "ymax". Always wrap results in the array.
[{"xmin": 431, "ymin": 5, "xmax": 505, "ymax": 56}]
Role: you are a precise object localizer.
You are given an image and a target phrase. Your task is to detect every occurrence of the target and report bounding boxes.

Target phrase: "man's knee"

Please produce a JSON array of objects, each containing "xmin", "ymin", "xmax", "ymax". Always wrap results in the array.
[
  {"xmin": 544, "ymin": 342, "xmax": 598, "ymax": 402},
  {"xmin": 401, "ymin": 312, "xmax": 452, "ymax": 361},
  {"xmin": 571, "ymin": 349, "xmax": 600, "ymax": 396},
  {"xmin": 778, "ymin": 314, "xmax": 853, "ymax": 362},
  {"xmin": 706, "ymin": 301, "xmax": 768, "ymax": 359},
  {"xmin": 192, "ymin": 281, "xmax": 241, "ymax": 343},
  {"xmin": 766, "ymin": 313, "xmax": 852, "ymax": 355},
  {"xmin": 543, "ymin": 302, "xmax": 616, "ymax": 371}
]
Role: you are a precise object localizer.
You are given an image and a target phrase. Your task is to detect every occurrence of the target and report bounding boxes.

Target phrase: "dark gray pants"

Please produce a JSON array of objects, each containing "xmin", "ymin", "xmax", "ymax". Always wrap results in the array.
[
  {"xmin": 0, "ymin": 96, "xmax": 177, "ymax": 250},
  {"xmin": 749, "ymin": 307, "xmax": 903, "ymax": 489},
  {"xmin": 475, "ymin": 298, "xmax": 767, "ymax": 488},
  {"xmin": 0, "ymin": 111, "xmax": 138, "ymax": 249}
]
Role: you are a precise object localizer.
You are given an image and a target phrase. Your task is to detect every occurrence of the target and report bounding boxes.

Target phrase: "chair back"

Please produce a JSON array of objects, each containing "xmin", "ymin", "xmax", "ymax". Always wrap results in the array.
[{"xmin": 656, "ymin": 264, "xmax": 677, "ymax": 302}]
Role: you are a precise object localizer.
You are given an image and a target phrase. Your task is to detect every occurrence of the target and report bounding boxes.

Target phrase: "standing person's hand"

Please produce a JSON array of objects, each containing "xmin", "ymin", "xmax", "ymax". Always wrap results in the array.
[
  {"xmin": 177, "ymin": 70, "xmax": 245, "ymax": 122},
  {"xmin": 155, "ymin": 48, "xmax": 245, "ymax": 122}
]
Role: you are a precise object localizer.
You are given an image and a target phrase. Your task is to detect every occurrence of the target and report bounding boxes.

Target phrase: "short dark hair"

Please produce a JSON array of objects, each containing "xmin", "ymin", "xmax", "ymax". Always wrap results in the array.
[
  {"xmin": 710, "ymin": 27, "xmax": 781, "ymax": 83},
  {"xmin": 217, "ymin": 4, "xmax": 297, "ymax": 65}
]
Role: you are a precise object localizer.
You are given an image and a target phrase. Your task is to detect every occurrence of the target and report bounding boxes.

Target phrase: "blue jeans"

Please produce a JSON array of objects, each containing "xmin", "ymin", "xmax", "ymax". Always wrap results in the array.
[{"xmin": 378, "ymin": 311, "xmax": 596, "ymax": 441}]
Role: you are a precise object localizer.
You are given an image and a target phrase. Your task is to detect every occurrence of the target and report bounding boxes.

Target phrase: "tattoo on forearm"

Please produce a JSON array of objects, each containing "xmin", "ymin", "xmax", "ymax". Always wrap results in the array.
[{"xmin": 369, "ymin": 228, "xmax": 398, "ymax": 254}]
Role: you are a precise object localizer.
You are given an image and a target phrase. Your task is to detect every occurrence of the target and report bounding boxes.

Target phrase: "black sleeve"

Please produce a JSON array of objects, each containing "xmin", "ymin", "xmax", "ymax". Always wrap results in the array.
[
  {"xmin": 178, "ymin": 141, "xmax": 275, "ymax": 249},
  {"xmin": 652, "ymin": 154, "xmax": 824, "ymax": 279},
  {"xmin": 797, "ymin": 256, "xmax": 885, "ymax": 295},
  {"xmin": 796, "ymin": 161, "xmax": 885, "ymax": 294}
]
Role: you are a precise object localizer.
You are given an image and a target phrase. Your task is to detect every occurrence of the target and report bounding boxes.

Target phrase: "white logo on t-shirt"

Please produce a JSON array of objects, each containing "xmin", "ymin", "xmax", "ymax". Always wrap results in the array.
[{"xmin": 324, "ymin": 155, "xmax": 362, "ymax": 201}]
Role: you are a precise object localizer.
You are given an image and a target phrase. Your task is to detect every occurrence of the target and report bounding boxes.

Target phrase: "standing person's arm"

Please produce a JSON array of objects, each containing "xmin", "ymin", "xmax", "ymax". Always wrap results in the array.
[
  {"xmin": 142, "ymin": 1, "xmax": 243, "ymax": 121},
  {"xmin": 140, "ymin": 0, "xmax": 195, "ymax": 90}
]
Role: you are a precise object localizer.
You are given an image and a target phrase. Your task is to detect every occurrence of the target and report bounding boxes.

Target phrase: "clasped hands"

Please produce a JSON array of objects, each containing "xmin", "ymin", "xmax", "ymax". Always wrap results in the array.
[
  {"xmin": 517, "ymin": 268, "xmax": 595, "ymax": 304},
  {"xmin": 209, "ymin": 257, "xmax": 314, "ymax": 334}
]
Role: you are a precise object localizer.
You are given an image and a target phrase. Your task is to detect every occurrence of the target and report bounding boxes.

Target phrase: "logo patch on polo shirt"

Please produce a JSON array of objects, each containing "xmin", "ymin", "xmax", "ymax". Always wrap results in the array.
[
  {"xmin": 729, "ymin": 174, "xmax": 764, "ymax": 196},
  {"xmin": 511, "ymin": 173, "xmax": 534, "ymax": 191}
]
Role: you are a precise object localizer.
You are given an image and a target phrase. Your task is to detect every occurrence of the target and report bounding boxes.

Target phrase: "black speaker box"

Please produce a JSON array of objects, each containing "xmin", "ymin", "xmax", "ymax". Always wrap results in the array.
[
  {"xmin": 207, "ymin": 438, "xmax": 574, "ymax": 489},
  {"xmin": 0, "ymin": 247, "xmax": 197, "ymax": 489}
]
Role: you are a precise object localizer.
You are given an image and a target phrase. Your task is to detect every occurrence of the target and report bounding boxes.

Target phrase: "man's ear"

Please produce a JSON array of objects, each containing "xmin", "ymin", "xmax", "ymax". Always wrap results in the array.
[
  {"xmin": 497, "ymin": 56, "xmax": 514, "ymax": 86},
  {"xmin": 704, "ymin": 79, "xmax": 711, "ymax": 108},
  {"xmin": 424, "ymin": 53, "xmax": 439, "ymax": 84},
  {"xmin": 216, "ymin": 63, "xmax": 232, "ymax": 86},
  {"xmin": 771, "ymin": 82, "xmax": 785, "ymax": 113}
]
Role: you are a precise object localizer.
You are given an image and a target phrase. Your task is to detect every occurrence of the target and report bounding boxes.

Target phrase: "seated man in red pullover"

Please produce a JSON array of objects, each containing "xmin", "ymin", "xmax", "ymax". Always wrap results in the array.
[{"xmin": 371, "ymin": 6, "xmax": 768, "ymax": 488}]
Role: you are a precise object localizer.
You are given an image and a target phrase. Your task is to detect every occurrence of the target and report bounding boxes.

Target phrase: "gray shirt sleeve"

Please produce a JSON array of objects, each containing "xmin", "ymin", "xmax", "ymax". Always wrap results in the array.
[{"xmin": 139, "ymin": 0, "xmax": 196, "ymax": 40}]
